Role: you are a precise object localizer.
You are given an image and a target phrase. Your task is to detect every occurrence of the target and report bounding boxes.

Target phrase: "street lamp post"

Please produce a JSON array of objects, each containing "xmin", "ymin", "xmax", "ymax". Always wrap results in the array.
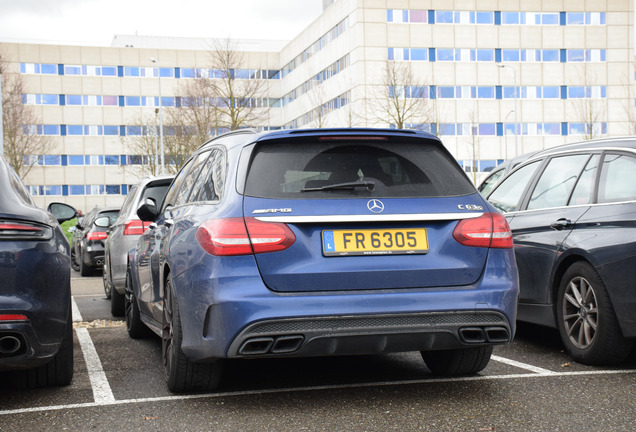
[
  {"xmin": 498, "ymin": 63, "xmax": 519, "ymax": 158},
  {"xmin": 150, "ymin": 58, "xmax": 165, "ymax": 175},
  {"xmin": 504, "ymin": 109, "xmax": 515, "ymax": 160}
]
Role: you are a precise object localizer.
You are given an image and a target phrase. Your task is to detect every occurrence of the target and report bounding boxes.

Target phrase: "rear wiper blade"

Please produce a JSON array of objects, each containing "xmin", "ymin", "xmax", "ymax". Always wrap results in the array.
[{"xmin": 301, "ymin": 181, "xmax": 375, "ymax": 192}]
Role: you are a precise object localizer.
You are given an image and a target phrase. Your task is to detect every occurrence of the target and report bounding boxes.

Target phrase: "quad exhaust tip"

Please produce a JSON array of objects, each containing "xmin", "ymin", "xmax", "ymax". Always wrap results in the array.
[
  {"xmin": 459, "ymin": 326, "xmax": 510, "ymax": 344},
  {"xmin": 0, "ymin": 335, "xmax": 23, "ymax": 355},
  {"xmin": 239, "ymin": 335, "xmax": 304, "ymax": 356}
]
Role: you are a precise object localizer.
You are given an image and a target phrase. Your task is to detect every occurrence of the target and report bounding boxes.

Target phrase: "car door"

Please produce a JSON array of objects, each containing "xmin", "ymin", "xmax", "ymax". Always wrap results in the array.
[
  {"xmin": 490, "ymin": 153, "xmax": 598, "ymax": 317},
  {"xmin": 137, "ymin": 151, "xmax": 211, "ymax": 323}
]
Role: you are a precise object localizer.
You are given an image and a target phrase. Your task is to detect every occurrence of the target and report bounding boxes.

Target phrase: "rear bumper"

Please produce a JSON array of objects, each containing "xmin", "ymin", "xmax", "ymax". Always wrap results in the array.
[
  {"xmin": 82, "ymin": 248, "xmax": 105, "ymax": 268},
  {"xmin": 0, "ymin": 321, "xmax": 63, "ymax": 370},
  {"xmin": 170, "ymin": 249, "xmax": 519, "ymax": 362},
  {"xmin": 227, "ymin": 311, "xmax": 512, "ymax": 358}
]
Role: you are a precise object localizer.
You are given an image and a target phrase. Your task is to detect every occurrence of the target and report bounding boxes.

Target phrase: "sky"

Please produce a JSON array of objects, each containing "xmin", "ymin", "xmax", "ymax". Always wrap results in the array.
[{"xmin": 0, "ymin": 0, "xmax": 324, "ymax": 46}]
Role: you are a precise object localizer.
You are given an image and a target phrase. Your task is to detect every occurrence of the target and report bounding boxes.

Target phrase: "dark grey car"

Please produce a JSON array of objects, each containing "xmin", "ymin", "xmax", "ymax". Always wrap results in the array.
[
  {"xmin": 104, "ymin": 176, "xmax": 173, "ymax": 316},
  {"xmin": 0, "ymin": 155, "xmax": 78, "ymax": 387},
  {"xmin": 486, "ymin": 137, "xmax": 636, "ymax": 365},
  {"xmin": 72, "ymin": 207, "xmax": 120, "ymax": 276}
]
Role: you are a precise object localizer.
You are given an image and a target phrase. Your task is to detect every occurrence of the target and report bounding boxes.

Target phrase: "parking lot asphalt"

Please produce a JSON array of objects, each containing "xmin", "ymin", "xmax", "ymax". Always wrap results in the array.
[{"xmin": 1, "ymin": 273, "xmax": 636, "ymax": 431}]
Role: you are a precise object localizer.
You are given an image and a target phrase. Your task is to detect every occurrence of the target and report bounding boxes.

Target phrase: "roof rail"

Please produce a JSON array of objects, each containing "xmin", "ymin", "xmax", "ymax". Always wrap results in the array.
[{"xmin": 197, "ymin": 129, "xmax": 259, "ymax": 150}]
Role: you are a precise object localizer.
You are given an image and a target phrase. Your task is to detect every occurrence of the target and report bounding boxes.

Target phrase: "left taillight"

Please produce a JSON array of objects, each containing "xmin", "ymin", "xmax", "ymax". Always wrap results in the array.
[
  {"xmin": 87, "ymin": 231, "xmax": 108, "ymax": 241},
  {"xmin": 0, "ymin": 220, "xmax": 52, "ymax": 241},
  {"xmin": 195, "ymin": 217, "xmax": 296, "ymax": 256},
  {"xmin": 452, "ymin": 212, "xmax": 513, "ymax": 249}
]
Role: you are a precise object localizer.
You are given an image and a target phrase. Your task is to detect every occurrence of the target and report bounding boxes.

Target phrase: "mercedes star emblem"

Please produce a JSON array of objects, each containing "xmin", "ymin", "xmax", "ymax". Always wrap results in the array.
[{"xmin": 367, "ymin": 199, "xmax": 384, "ymax": 213}]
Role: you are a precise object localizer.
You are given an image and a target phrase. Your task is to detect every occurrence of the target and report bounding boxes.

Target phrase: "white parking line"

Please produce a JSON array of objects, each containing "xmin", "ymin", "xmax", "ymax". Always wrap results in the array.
[
  {"xmin": 71, "ymin": 297, "xmax": 116, "ymax": 404},
  {"xmin": 71, "ymin": 296, "xmax": 83, "ymax": 322},
  {"xmin": 491, "ymin": 355, "xmax": 558, "ymax": 375},
  {"xmin": 1, "ymin": 367, "xmax": 634, "ymax": 416}
]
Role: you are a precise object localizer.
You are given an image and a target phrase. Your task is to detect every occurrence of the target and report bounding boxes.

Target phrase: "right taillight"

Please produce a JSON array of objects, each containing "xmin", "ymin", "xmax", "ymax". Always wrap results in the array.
[
  {"xmin": 452, "ymin": 212, "xmax": 513, "ymax": 249},
  {"xmin": 123, "ymin": 220, "xmax": 152, "ymax": 236},
  {"xmin": 195, "ymin": 217, "xmax": 296, "ymax": 256}
]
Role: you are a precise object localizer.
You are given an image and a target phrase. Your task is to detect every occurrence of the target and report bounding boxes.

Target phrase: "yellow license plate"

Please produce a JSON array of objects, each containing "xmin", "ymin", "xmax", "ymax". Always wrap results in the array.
[{"xmin": 322, "ymin": 228, "xmax": 429, "ymax": 256}]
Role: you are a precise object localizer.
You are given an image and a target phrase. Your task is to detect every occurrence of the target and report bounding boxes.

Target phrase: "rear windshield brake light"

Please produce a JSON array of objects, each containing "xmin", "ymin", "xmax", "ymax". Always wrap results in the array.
[{"xmin": 318, "ymin": 136, "xmax": 388, "ymax": 141}]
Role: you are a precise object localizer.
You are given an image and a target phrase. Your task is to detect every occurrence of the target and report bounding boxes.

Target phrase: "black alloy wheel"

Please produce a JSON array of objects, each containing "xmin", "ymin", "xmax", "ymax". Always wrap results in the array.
[{"xmin": 70, "ymin": 249, "xmax": 80, "ymax": 272}]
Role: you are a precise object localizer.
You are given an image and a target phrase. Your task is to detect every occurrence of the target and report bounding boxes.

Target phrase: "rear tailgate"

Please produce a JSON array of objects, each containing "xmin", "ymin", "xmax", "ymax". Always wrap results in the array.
[
  {"xmin": 244, "ymin": 196, "xmax": 488, "ymax": 292},
  {"xmin": 241, "ymin": 132, "xmax": 490, "ymax": 293}
]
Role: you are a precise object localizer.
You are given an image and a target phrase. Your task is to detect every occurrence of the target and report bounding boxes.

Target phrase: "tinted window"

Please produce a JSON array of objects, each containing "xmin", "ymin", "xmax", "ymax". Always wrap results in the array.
[
  {"xmin": 598, "ymin": 153, "xmax": 636, "ymax": 203},
  {"xmin": 189, "ymin": 149, "xmax": 225, "ymax": 203},
  {"xmin": 488, "ymin": 161, "xmax": 541, "ymax": 212},
  {"xmin": 527, "ymin": 154, "xmax": 590, "ymax": 210},
  {"xmin": 172, "ymin": 151, "xmax": 211, "ymax": 207},
  {"xmin": 569, "ymin": 155, "xmax": 599, "ymax": 206},
  {"xmin": 478, "ymin": 168, "xmax": 505, "ymax": 196},
  {"xmin": 9, "ymin": 168, "xmax": 34, "ymax": 206},
  {"xmin": 117, "ymin": 185, "xmax": 139, "ymax": 220},
  {"xmin": 97, "ymin": 210, "xmax": 120, "ymax": 225},
  {"xmin": 245, "ymin": 140, "xmax": 474, "ymax": 199},
  {"xmin": 140, "ymin": 183, "xmax": 171, "ymax": 209},
  {"xmin": 162, "ymin": 160, "xmax": 196, "ymax": 211}
]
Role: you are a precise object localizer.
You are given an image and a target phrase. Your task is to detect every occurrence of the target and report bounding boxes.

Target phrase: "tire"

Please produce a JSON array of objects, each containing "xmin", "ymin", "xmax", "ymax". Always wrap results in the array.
[
  {"xmin": 125, "ymin": 266, "xmax": 153, "ymax": 339},
  {"xmin": 12, "ymin": 308, "xmax": 74, "ymax": 388},
  {"xmin": 70, "ymin": 249, "xmax": 80, "ymax": 272},
  {"xmin": 79, "ymin": 251, "xmax": 92, "ymax": 277},
  {"xmin": 110, "ymin": 285, "xmax": 125, "ymax": 317},
  {"xmin": 556, "ymin": 262, "xmax": 633, "ymax": 365},
  {"xmin": 103, "ymin": 261, "xmax": 112, "ymax": 299},
  {"xmin": 422, "ymin": 346, "xmax": 493, "ymax": 376},
  {"xmin": 162, "ymin": 277, "xmax": 223, "ymax": 392}
]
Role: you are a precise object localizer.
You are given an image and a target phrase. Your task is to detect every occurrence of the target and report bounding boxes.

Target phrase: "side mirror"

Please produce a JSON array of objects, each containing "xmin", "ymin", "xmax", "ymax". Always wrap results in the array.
[
  {"xmin": 47, "ymin": 202, "xmax": 78, "ymax": 224},
  {"xmin": 94, "ymin": 217, "xmax": 111, "ymax": 228},
  {"xmin": 137, "ymin": 199, "xmax": 159, "ymax": 222}
]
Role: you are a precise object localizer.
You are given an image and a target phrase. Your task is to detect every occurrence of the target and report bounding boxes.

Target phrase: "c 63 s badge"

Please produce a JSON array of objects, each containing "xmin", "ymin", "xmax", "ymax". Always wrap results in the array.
[
  {"xmin": 252, "ymin": 208, "xmax": 292, "ymax": 214},
  {"xmin": 458, "ymin": 204, "xmax": 483, "ymax": 210}
]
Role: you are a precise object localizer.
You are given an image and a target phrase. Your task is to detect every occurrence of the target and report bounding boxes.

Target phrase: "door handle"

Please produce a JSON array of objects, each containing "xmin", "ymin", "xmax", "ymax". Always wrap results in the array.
[
  {"xmin": 164, "ymin": 219, "xmax": 174, "ymax": 227},
  {"xmin": 550, "ymin": 218, "xmax": 572, "ymax": 230}
]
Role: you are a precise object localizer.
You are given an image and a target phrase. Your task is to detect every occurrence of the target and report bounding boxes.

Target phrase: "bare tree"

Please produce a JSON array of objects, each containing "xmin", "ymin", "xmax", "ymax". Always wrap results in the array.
[
  {"xmin": 121, "ymin": 113, "xmax": 161, "ymax": 177},
  {"xmin": 620, "ymin": 72, "xmax": 636, "ymax": 135},
  {"xmin": 370, "ymin": 61, "xmax": 434, "ymax": 130},
  {"xmin": 570, "ymin": 66, "xmax": 606, "ymax": 140},
  {"xmin": 207, "ymin": 39, "xmax": 269, "ymax": 130},
  {"xmin": 464, "ymin": 108, "xmax": 481, "ymax": 185},
  {"xmin": 124, "ymin": 77, "xmax": 223, "ymax": 177},
  {"xmin": 1, "ymin": 54, "xmax": 53, "ymax": 179}
]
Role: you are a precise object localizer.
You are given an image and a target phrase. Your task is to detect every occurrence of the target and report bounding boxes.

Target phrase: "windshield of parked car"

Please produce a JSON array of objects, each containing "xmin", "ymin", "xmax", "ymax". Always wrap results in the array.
[{"xmin": 244, "ymin": 140, "xmax": 475, "ymax": 198}]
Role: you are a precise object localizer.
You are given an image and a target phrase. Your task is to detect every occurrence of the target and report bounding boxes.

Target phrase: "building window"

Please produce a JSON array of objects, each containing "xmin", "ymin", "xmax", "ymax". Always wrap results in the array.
[
  {"xmin": 22, "ymin": 94, "xmax": 59, "ymax": 105},
  {"xmin": 566, "ymin": 12, "xmax": 605, "ymax": 25},
  {"xmin": 20, "ymin": 63, "xmax": 57, "ymax": 75}
]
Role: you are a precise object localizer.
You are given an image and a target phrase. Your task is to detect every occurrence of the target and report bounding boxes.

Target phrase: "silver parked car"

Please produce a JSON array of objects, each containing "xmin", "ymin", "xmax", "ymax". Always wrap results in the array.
[{"xmin": 104, "ymin": 176, "xmax": 173, "ymax": 316}]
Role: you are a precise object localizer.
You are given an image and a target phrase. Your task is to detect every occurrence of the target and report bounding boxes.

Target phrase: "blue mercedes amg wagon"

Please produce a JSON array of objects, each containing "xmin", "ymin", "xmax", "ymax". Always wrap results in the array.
[{"xmin": 127, "ymin": 128, "xmax": 519, "ymax": 392}]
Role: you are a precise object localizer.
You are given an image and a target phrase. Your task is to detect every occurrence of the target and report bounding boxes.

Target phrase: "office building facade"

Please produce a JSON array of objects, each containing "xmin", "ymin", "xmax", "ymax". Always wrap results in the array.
[{"xmin": 0, "ymin": 0, "xmax": 633, "ymax": 208}]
